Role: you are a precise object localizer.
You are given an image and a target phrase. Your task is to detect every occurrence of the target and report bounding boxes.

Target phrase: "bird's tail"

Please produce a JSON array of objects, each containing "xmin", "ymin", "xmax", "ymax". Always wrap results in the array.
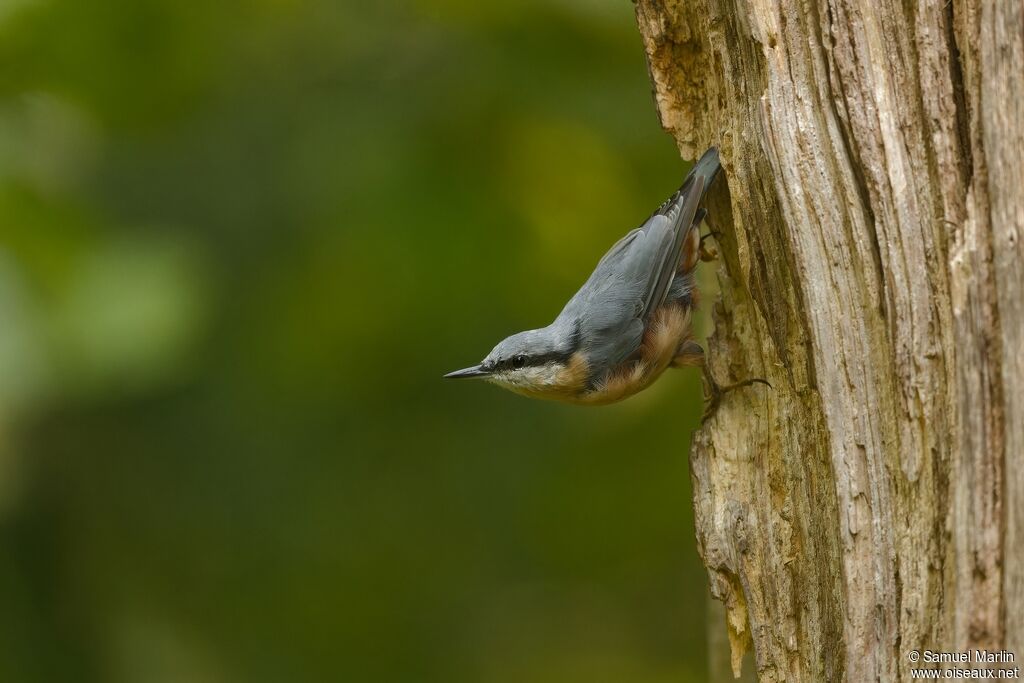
[{"xmin": 688, "ymin": 146, "xmax": 721, "ymax": 194}]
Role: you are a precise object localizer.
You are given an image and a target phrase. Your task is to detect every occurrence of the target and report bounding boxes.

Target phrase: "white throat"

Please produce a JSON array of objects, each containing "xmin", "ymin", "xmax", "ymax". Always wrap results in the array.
[{"xmin": 487, "ymin": 362, "xmax": 566, "ymax": 392}]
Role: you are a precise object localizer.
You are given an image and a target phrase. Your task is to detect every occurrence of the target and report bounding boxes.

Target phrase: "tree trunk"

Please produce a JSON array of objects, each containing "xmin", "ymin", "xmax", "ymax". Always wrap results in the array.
[{"xmin": 634, "ymin": 0, "xmax": 1023, "ymax": 680}]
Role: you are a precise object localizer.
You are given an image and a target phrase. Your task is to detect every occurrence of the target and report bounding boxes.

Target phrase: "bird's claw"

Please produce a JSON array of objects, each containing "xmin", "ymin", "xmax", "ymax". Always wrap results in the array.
[
  {"xmin": 701, "ymin": 366, "xmax": 772, "ymax": 421},
  {"xmin": 699, "ymin": 244, "xmax": 719, "ymax": 262},
  {"xmin": 699, "ymin": 230, "xmax": 721, "ymax": 262}
]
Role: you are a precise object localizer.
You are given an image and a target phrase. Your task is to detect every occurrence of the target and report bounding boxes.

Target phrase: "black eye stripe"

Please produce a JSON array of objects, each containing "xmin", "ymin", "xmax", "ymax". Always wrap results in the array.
[{"xmin": 500, "ymin": 350, "xmax": 572, "ymax": 370}]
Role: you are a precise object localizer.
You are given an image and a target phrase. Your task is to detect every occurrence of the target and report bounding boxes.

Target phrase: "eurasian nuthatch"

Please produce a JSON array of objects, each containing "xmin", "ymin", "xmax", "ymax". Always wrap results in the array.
[{"xmin": 445, "ymin": 147, "xmax": 721, "ymax": 405}]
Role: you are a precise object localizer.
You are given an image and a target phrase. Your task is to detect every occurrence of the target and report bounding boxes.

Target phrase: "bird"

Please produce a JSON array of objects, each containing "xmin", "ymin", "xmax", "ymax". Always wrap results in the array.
[{"xmin": 445, "ymin": 147, "xmax": 722, "ymax": 405}]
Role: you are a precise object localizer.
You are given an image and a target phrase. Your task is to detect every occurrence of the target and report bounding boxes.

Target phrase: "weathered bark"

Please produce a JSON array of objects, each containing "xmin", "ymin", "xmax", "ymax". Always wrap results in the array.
[{"xmin": 634, "ymin": 0, "xmax": 1023, "ymax": 680}]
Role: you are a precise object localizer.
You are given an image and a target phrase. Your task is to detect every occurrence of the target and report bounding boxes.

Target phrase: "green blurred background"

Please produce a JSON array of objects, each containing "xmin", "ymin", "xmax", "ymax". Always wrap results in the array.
[{"xmin": 0, "ymin": 1, "xmax": 711, "ymax": 680}]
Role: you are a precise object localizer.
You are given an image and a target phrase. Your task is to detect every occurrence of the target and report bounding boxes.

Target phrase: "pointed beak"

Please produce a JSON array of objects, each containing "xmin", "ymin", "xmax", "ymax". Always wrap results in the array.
[{"xmin": 444, "ymin": 364, "xmax": 490, "ymax": 379}]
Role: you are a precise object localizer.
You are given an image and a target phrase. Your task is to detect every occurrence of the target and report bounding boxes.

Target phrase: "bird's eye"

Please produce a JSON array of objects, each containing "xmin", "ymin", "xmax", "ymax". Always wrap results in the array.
[{"xmin": 511, "ymin": 354, "xmax": 526, "ymax": 369}]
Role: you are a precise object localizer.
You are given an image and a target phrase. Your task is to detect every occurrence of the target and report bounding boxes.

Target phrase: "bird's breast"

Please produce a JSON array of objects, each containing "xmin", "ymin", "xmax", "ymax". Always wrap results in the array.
[{"xmin": 573, "ymin": 303, "xmax": 692, "ymax": 405}]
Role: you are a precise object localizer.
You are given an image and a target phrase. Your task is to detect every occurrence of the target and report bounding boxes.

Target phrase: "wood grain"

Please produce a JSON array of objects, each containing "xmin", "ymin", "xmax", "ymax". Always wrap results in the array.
[{"xmin": 634, "ymin": 0, "xmax": 1023, "ymax": 678}]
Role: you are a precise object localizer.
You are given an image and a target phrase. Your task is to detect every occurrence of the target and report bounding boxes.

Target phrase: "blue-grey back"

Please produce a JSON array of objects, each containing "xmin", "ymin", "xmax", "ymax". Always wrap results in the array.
[
  {"xmin": 551, "ymin": 147, "xmax": 718, "ymax": 378},
  {"xmin": 554, "ymin": 217, "xmax": 674, "ymax": 372}
]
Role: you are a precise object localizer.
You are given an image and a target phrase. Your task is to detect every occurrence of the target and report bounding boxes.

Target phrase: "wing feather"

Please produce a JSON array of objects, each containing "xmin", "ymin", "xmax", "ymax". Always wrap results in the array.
[
  {"xmin": 642, "ymin": 175, "xmax": 704, "ymax": 320},
  {"xmin": 553, "ymin": 148, "xmax": 719, "ymax": 378}
]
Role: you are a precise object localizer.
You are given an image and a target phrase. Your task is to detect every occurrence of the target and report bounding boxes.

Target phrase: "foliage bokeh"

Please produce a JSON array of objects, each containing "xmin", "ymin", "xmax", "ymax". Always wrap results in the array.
[{"xmin": 0, "ymin": 1, "xmax": 710, "ymax": 680}]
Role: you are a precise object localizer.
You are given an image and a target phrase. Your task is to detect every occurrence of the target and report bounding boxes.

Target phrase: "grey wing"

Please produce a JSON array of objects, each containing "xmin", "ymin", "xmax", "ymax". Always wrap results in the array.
[
  {"xmin": 555, "ymin": 176, "xmax": 705, "ymax": 375},
  {"xmin": 642, "ymin": 175, "xmax": 704, "ymax": 318}
]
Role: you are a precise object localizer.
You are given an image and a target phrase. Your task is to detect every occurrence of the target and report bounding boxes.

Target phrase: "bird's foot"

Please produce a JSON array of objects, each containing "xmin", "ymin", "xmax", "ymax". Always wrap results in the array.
[
  {"xmin": 671, "ymin": 341, "xmax": 705, "ymax": 368},
  {"xmin": 699, "ymin": 230, "xmax": 721, "ymax": 262},
  {"xmin": 701, "ymin": 366, "xmax": 771, "ymax": 421}
]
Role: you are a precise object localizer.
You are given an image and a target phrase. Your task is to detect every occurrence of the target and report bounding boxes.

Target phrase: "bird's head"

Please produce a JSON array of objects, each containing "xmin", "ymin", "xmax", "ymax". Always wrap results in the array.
[{"xmin": 445, "ymin": 327, "xmax": 582, "ymax": 399}]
